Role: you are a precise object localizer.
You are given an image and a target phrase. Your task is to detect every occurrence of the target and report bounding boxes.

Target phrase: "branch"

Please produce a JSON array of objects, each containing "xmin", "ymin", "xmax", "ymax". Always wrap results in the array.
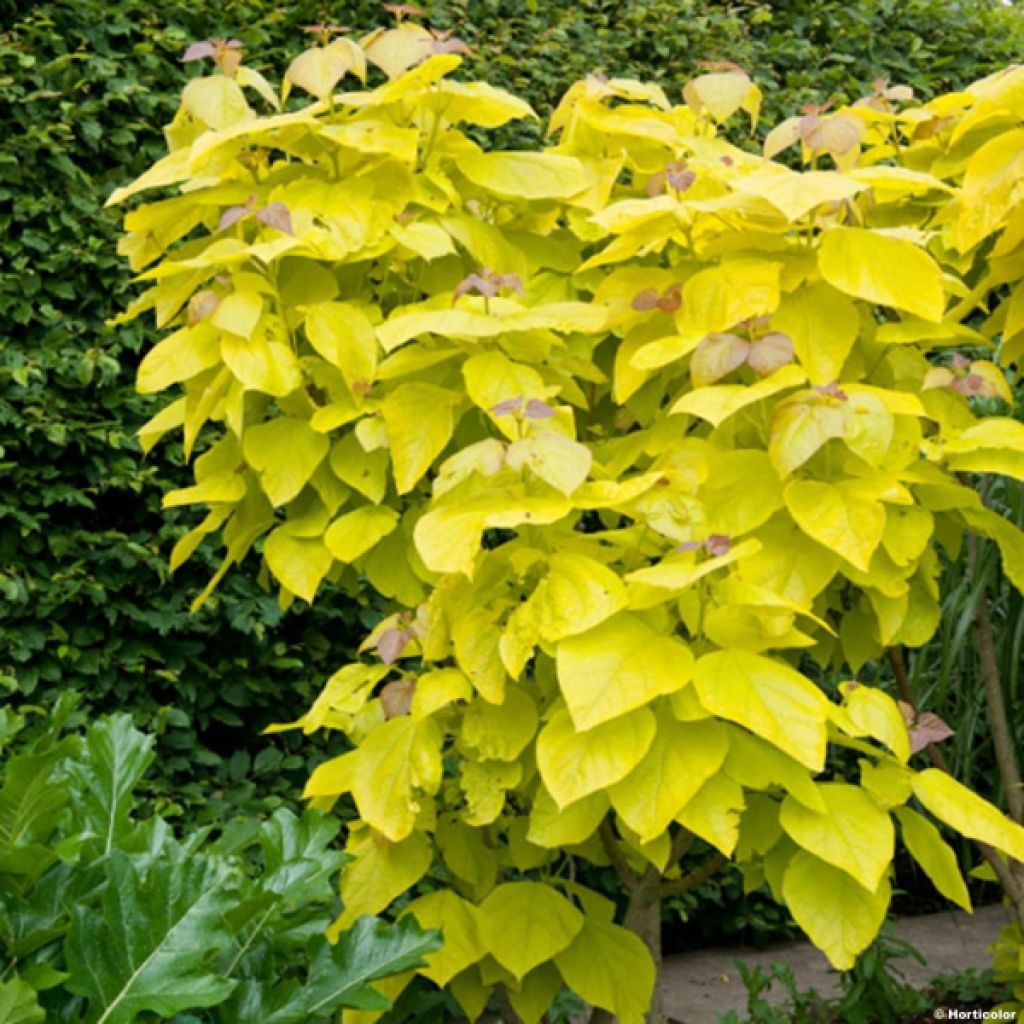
[
  {"xmin": 967, "ymin": 532, "xmax": 1024, "ymax": 825},
  {"xmin": 887, "ymin": 646, "xmax": 952, "ymax": 774},
  {"xmin": 888, "ymin": 646, "xmax": 1024, "ymax": 926},
  {"xmin": 598, "ymin": 818, "xmax": 639, "ymax": 893},
  {"xmin": 669, "ymin": 825, "xmax": 695, "ymax": 867},
  {"xmin": 656, "ymin": 852, "xmax": 728, "ymax": 902}
]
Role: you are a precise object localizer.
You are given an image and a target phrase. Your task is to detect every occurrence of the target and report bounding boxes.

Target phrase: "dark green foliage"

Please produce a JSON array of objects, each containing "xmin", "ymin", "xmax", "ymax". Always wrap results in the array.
[
  {"xmin": 0, "ymin": 702, "xmax": 440, "ymax": 1023},
  {"xmin": 433, "ymin": 0, "xmax": 1024, "ymax": 147}
]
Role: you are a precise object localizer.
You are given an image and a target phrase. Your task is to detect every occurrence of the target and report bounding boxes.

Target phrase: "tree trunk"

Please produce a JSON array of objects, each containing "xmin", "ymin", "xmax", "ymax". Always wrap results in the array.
[
  {"xmin": 625, "ymin": 871, "xmax": 664, "ymax": 1024},
  {"xmin": 587, "ymin": 872, "xmax": 664, "ymax": 1024}
]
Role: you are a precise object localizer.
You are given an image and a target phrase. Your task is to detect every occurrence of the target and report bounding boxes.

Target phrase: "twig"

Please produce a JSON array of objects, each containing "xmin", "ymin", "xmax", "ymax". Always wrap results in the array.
[
  {"xmin": 668, "ymin": 825, "xmax": 696, "ymax": 867},
  {"xmin": 598, "ymin": 818, "xmax": 639, "ymax": 892},
  {"xmin": 656, "ymin": 852, "xmax": 727, "ymax": 902}
]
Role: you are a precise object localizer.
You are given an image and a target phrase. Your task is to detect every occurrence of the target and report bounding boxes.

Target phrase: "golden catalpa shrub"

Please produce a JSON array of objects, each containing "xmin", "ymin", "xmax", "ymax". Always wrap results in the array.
[{"xmin": 110, "ymin": 27, "xmax": 1024, "ymax": 1023}]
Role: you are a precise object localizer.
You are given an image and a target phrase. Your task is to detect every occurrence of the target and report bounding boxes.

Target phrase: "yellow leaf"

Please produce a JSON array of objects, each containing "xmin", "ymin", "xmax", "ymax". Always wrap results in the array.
[
  {"xmin": 626, "ymin": 539, "xmax": 761, "ymax": 592},
  {"xmin": 263, "ymin": 529, "xmax": 332, "ymax": 603},
  {"xmin": 531, "ymin": 553, "xmax": 629, "ymax": 642},
  {"xmin": 460, "ymin": 760, "xmax": 521, "ymax": 826},
  {"xmin": 954, "ymin": 128, "xmax": 1024, "ymax": 251},
  {"xmin": 675, "ymin": 773, "xmax": 745, "ymax": 855},
  {"xmin": 162, "ymin": 475, "xmax": 245, "ymax": 509},
  {"xmin": 213, "ymin": 289, "xmax": 263, "ymax": 339},
  {"xmin": 305, "ymin": 302, "xmax": 379, "ymax": 391},
  {"xmin": 536, "ymin": 706, "xmax": 656, "ymax": 807},
  {"xmin": 459, "ymin": 152, "xmax": 592, "ymax": 200},
  {"xmin": 681, "ymin": 259, "xmax": 782, "ymax": 336},
  {"xmin": 610, "ymin": 716, "xmax": 728, "ymax": 843},
  {"xmin": 235, "ymin": 65, "xmax": 280, "ymax": 110},
  {"xmin": 330, "ymin": 434, "xmax": 389, "ymax": 503},
  {"xmin": 137, "ymin": 398, "xmax": 185, "ymax": 454},
  {"xmin": 693, "ymin": 650, "xmax": 828, "ymax": 771},
  {"xmin": 414, "ymin": 490, "xmax": 570, "ymax": 577},
  {"xmin": 181, "ymin": 76, "xmax": 251, "ymax": 131},
  {"xmin": 324, "ymin": 505, "xmax": 400, "ymax": 562},
  {"xmin": 222, "ymin": 334, "xmax": 302, "ymax": 396},
  {"xmin": 390, "ymin": 220, "xmax": 454, "ymax": 260},
  {"xmin": 286, "ymin": 39, "xmax": 365, "ymax": 100},
  {"xmin": 431, "ymin": 79, "xmax": 536, "ymax": 128},
  {"xmin": 771, "ymin": 284, "xmax": 859, "ymax": 385},
  {"xmin": 403, "ymin": 891, "xmax": 483, "ymax": 988},
  {"xmin": 506, "ymin": 434, "xmax": 592, "ymax": 496},
  {"xmin": 893, "ymin": 807, "xmax": 971, "ymax": 911},
  {"xmin": 362, "ymin": 23, "xmax": 435, "ymax": 79},
  {"xmin": 818, "ymin": 227, "xmax": 945, "ymax": 322},
  {"xmin": 243, "ymin": 417, "xmax": 330, "ymax": 507},
  {"xmin": 478, "ymin": 882, "xmax": 583, "ymax": 981},
  {"xmin": 672, "ymin": 364, "xmax": 805, "ymax": 427},
  {"xmin": 527, "ymin": 787, "xmax": 608, "ymax": 848},
  {"xmin": 350, "ymin": 717, "xmax": 441, "ymax": 841},
  {"xmin": 462, "ymin": 351, "xmax": 547, "ymax": 433},
  {"xmin": 380, "ymin": 383, "xmax": 459, "ymax": 494},
  {"xmin": 911, "ymin": 769, "xmax": 1024, "ymax": 862},
  {"xmin": 782, "ymin": 851, "xmax": 890, "ymax": 970},
  {"xmin": 508, "ymin": 965, "xmax": 563, "ymax": 1024},
  {"xmin": 842, "ymin": 685, "xmax": 910, "ymax": 762},
  {"xmin": 683, "ymin": 70, "xmax": 761, "ymax": 125},
  {"xmin": 137, "ymin": 325, "xmax": 220, "ymax": 393},
  {"xmin": 556, "ymin": 613, "xmax": 694, "ymax": 730},
  {"xmin": 453, "ymin": 606, "xmax": 507, "ymax": 703},
  {"xmin": 555, "ymin": 918, "xmax": 656, "ymax": 1024},
  {"xmin": 337, "ymin": 827, "xmax": 433, "ymax": 928},
  {"xmin": 411, "ymin": 668, "xmax": 473, "ymax": 720},
  {"xmin": 460, "ymin": 687, "xmax": 538, "ymax": 761},
  {"xmin": 735, "ymin": 165, "xmax": 865, "ymax": 222},
  {"xmin": 768, "ymin": 396, "xmax": 848, "ymax": 477},
  {"xmin": 779, "ymin": 783, "xmax": 893, "ymax": 890},
  {"xmin": 784, "ymin": 479, "xmax": 886, "ymax": 572}
]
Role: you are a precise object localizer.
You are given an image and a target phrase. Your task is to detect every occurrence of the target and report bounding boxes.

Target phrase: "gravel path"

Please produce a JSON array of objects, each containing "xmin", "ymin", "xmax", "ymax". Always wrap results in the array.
[{"xmin": 660, "ymin": 904, "xmax": 1010, "ymax": 1024}]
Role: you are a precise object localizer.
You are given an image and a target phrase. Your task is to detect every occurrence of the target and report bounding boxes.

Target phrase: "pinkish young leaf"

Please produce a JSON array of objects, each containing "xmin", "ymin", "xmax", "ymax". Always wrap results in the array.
[
  {"xmin": 667, "ymin": 162, "xmax": 696, "ymax": 192},
  {"xmin": 181, "ymin": 40, "xmax": 217, "ymax": 63},
  {"xmin": 950, "ymin": 352, "xmax": 971, "ymax": 372},
  {"xmin": 814, "ymin": 381, "xmax": 849, "ymax": 402},
  {"xmin": 704, "ymin": 534, "xmax": 732, "ymax": 557},
  {"xmin": 952, "ymin": 373, "xmax": 989, "ymax": 397},
  {"xmin": 255, "ymin": 202, "xmax": 294, "ymax": 234},
  {"xmin": 690, "ymin": 332, "xmax": 750, "ymax": 387},
  {"xmin": 377, "ymin": 628, "xmax": 413, "ymax": 665},
  {"xmin": 453, "ymin": 273, "xmax": 497, "ymax": 302},
  {"xmin": 219, "ymin": 196, "xmax": 255, "ymax": 231},
  {"xmin": 187, "ymin": 289, "xmax": 221, "ymax": 325},
  {"xmin": 656, "ymin": 284, "xmax": 683, "ymax": 312},
  {"xmin": 630, "ymin": 288, "xmax": 661, "ymax": 312},
  {"xmin": 432, "ymin": 34, "xmax": 472, "ymax": 56},
  {"xmin": 380, "ymin": 676, "xmax": 417, "ymax": 718},
  {"xmin": 675, "ymin": 540, "xmax": 702, "ymax": 553},
  {"xmin": 746, "ymin": 331, "xmax": 794, "ymax": 376},
  {"xmin": 524, "ymin": 398, "xmax": 556, "ymax": 419},
  {"xmin": 908, "ymin": 712, "xmax": 954, "ymax": 753},
  {"xmin": 494, "ymin": 272, "xmax": 525, "ymax": 295},
  {"xmin": 491, "ymin": 397, "xmax": 524, "ymax": 416}
]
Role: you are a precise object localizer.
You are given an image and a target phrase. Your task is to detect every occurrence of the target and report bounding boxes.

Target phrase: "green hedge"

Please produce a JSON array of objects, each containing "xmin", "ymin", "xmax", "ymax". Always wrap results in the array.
[{"xmin": 2, "ymin": 0, "xmax": 1022, "ymax": 821}]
